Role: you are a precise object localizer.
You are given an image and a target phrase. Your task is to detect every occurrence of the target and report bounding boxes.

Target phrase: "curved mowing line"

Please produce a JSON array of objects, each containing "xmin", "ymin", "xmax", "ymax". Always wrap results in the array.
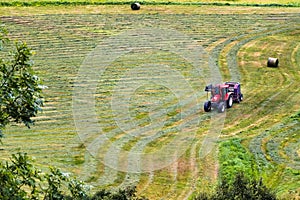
[
  {"xmin": 96, "ymin": 102, "xmax": 203, "ymax": 186},
  {"xmin": 79, "ymin": 152, "xmax": 102, "ymax": 183},
  {"xmin": 229, "ymin": 24, "xmax": 299, "ymax": 71},
  {"xmin": 215, "ymin": 21, "xmax": 300, "ymax": 196},
  {"xmin": 137, "ymin": 171, "xmax": 154, "ymax": 195},
  {"xmin": 161, "ymin": 141, "xmax": 203, "ymax": 200},
  {"xmin": 249, "ymin": 121, "xmax": 300, "ymax": 169},
  {"xmin": 291, "ymin": 43, "xmax": 300, "ymax": 71},
  {"xmin": 208, "ymin": 25, "xmax": 298, "ymax": 137},
  {"xmin": 75, "ymin": 59, "xmax": 206, "ymax": 192},
  {"xmin": 106, "ymin": 108, "xmax": 207, "ymax": 196},
  {"xmin": 216, "ymin": 21, "xmax": 299, "ymax": 82},
  {"xmin": 223, "ymin": 79, "xmax": 297, "ymax": 138},
  {"xmin": 269, "ymin": 131, "xmax": 300, "ymax": 169},
  {"xmin": 160, "ymin": 160, "xmax": 179, "ymax": 200},
  {"xmin": 117, "ymin": 113, "xmax": 205, "ymax": 198},
  {"xmin": 82, "ymin": 128, "xmax": 124, "ymax": 185},
  {"xmin": 119, "ymin": 173, "xmax": 141, "ymax": 189},
  {"xmin": 177, "ymin": 139, "xmax": 201, "ymax": 200},
  {"xmin": 218, "ymin": 25, "xmax": 300, "ymax": 136}
]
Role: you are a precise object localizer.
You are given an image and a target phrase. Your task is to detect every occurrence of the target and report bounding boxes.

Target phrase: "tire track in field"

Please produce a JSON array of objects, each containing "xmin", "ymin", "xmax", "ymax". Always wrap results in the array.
[
  {"xmin": 176, "ymin": 139, "xmax": 201, "ymax": 200},
  {"xmin": 157, "ymin": 114, "xmax": 210, "ymax": 200}
]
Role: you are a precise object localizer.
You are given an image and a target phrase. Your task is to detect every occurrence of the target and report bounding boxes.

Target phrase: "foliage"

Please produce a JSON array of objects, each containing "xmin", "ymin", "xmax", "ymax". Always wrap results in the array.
[
  {"xmin": 0, "ymin": 24, "xmax": 43, "ymax": 138},
  {"xmin": 218, "ymin": 138, "xmax": 259, "ymax": 183},
  {"xmin": 0, "ymin": 152, "xmax": 89, "ymax": 199},
  {"xmin": 0, "ymin": 152, "xmax": 147, "ymax": 200},
  {"xmin": 91, "ymin": 186, "xmax": 147, "ymax": 200},
  {"xmin": 194, "ymin": 172, "xmax": 277, "ymax": 200},
  {"xmin": 194, "ymin": 139, "xmax": 277, "ymax": 199},
  {"xmin": 0, "ymin": 153, "xmax": 41, "ymax": 200}
]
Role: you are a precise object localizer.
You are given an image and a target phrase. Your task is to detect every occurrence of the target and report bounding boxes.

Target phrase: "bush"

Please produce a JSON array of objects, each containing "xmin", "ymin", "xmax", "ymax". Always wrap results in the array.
[
  {"xmin": 218, "ymin": 138, "xmax": 259, "ymax": 183},
  {"xmin": 194, "ymin": 172, "xmax": 277, "ymax": 200}
]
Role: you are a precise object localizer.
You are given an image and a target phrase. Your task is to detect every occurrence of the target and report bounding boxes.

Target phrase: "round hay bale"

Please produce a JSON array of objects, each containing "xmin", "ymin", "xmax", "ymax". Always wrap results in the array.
[
  {"xmin": 131, "ymin": 2, "xmax": 140, "ymax": 10},
  {"xmin": 267, "ymin": 57, "xmax": 279, "ymax": 67}
]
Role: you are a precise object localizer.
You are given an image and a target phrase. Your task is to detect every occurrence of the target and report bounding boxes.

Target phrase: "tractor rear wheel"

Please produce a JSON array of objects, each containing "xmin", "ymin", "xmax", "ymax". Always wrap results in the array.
[
  {"xmin": 239, "ymin": 94, "xmax": 244, "ymax": 102},
  {"xmin": 218, "ymin": 102, "xmax": 225, "ymax": 113},
  {"xmin": 204, "ymin": 101, "xmax": 211, "ymax": 112},
  {"xmin": 227, "ymin": 94, "xmax": 233, "ymax": 108}
]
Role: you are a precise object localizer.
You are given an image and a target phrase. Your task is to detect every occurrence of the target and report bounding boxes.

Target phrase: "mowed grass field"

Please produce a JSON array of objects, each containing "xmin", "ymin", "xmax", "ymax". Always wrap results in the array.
[{"xmin": 1, "ymin": 2, "xmax": 300, "ymax": 200}]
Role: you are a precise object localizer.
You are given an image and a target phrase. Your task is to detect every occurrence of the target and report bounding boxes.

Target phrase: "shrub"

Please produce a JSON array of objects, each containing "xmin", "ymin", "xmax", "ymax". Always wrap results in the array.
[{"xmin": 195, "ymin": 172, "xmax": 277, "ymax": 200}]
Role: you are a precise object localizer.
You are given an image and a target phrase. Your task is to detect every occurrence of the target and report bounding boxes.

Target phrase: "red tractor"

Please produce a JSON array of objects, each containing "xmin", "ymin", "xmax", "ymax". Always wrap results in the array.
[{"xmin": 204, "ymin": 82, "xmax": 243, "ymax": 113}]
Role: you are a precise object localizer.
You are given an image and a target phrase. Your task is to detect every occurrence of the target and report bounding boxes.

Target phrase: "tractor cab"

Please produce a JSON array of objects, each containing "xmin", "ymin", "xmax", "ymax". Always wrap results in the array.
[{"xmin": 210, "ymin": 84, "xmax": 229, "ymax": 103}]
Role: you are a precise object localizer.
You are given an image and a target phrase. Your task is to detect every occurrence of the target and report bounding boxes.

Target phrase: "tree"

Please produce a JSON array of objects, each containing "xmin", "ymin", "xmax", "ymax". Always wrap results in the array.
[
  {"xmin": 0, "ymin": 153, "xmax": 147, "ymax": 200},
  {"xmin": 194, "ymin": 172, "xmax": 277, "ymax": 200},
  {"xmin": 0, "ymin": 23, "xmax": 43, "ymax": 138},
  {"xmin": 0, "ymin": 152, "xmax": 89, "ymax": 200}
]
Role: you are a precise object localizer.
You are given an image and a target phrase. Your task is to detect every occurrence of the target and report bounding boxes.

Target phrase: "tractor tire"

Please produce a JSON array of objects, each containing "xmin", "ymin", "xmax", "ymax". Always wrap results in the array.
[
  {"xmin": 204, "ymin": 101, "xmax": 211, "ymax": 112},
  {"xmin": 239, "ymin": 94, "xmax": 244, "ymax": 102},
  {"xmin": 218, "ymin": 102, "xmax": 225, "ymax": 113},
  {"xmin": 227, "ymin": 94, "xmax": 233, "ymax": 108}
]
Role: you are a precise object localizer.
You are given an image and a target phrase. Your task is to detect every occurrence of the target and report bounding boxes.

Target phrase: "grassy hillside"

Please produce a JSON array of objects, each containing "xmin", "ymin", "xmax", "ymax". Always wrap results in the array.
[{"xmin": 0, "ymin": 4, "xmax": 299, "ymax": 200}]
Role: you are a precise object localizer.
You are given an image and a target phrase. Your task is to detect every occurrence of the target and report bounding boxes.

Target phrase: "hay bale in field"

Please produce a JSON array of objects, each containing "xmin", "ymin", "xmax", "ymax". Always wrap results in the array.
[
  {"xmin": 131, "ymin": 2, "xmax": 140, "ymax": 10},
  {"xmin": 267, "ymin": 57, "xmax": 279, "ymax": 67}
]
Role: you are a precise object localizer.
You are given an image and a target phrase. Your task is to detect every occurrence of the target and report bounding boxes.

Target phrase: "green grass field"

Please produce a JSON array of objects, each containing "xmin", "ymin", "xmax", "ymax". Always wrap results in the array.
[{"xmin": 0, "ymin": 2, "xmax": 300, "ymax": 199}]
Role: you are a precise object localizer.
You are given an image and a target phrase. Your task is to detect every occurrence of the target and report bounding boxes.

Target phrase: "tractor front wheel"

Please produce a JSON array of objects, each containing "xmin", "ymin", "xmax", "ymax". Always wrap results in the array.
[
  {"xmin": 218, "ymin": 102, "xmax": 225, "ymax": 113},
  {"xmin": 204, "ymin": 101, "xmax": 211, "ymax": 112}
]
